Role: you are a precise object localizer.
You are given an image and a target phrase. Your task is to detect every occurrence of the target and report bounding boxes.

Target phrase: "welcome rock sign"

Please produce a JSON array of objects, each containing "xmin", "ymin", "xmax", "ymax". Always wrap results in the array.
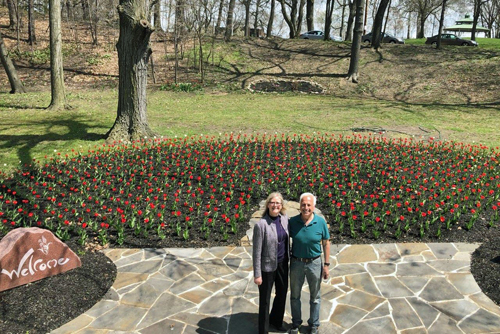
[{"xmin": 0, "ymin": 227, "xmax": 81, "ymax": 292}]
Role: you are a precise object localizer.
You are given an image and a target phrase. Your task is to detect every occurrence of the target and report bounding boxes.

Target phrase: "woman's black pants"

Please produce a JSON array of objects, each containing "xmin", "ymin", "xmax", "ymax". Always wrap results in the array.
[{"xmin": 258, "ymin": 260, "xmax": 289, "ymax": 334}]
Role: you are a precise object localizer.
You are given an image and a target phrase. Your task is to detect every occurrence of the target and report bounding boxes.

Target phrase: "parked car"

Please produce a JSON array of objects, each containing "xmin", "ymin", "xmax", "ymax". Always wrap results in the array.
[
  {"xmin": 425, "ymin": 34, "xmax": 478, "ymax": 46},
  {"xmin": 362, "ymin": 32, "xmax": 405, "ymax": 44},
  {"xmin": 299, "ymin": 30, "xmax": 343, "ymax": 41}
]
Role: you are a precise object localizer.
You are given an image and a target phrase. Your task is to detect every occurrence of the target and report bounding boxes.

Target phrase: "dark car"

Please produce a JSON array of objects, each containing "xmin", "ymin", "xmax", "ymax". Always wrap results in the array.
[
  {"xmin": 425, "ymin": 34, "xmax": 478, "ymax": 46},
  {"xmin": 299, "ymin": 30, "xmax": 342, "ymax": 41},
  {"xmin": 362, "ymin": 32, "xmax": 404, "ymax": 44}
]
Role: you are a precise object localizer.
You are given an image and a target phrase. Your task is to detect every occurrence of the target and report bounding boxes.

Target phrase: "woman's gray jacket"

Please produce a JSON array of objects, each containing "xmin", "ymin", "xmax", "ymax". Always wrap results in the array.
[{"xmin": 252, "ymin": 213, "xmax": 289, "ymax": 278}]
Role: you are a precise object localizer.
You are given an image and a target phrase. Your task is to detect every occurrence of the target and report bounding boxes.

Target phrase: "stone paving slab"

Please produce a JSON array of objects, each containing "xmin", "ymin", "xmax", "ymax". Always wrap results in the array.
[
  {"xmin": 51, "ymin": 202, "xmax": 500, "ymax": 334},
  {"xmin": 51, "ymin": 240, "xmax": 500, "ymax": 334}
]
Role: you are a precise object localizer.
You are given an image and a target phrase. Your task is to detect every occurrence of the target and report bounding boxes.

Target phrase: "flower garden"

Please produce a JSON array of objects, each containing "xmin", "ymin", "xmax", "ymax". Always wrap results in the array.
[{"xmin": 0, "ymin": 132, "xmax": 499, "ymax": 248}]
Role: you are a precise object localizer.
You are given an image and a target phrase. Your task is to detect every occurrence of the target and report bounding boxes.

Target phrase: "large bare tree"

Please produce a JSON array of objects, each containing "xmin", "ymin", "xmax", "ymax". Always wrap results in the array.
[
  {"xmin": 403, "ymin": 0, "xmax": 442, "ymax": 38},
  {"xmin": 48, "ymin": 0, "xmax": 67, "ymax": 110},
  {"xmin": 215, "ymin": 0, "xmax": 225, "ymax": 35},
  {"xmin": 471, "ymin": 0, "xmax": 488, "ymax": 40},
  {"xmin": 435, "ymin": 0, "xmax": 447, "ymax": 48},
  {"xmin": 306, "ymin": 0, "xmax": 315, "ymax": 30},
  {"xmin": 279, "ymin": 0, "xmax": 306, "ymax": 38},
  {"xmin": 106, "ymin": 0, "xmax": 156, "ymax": 143},
  {"xmin": 0, "ymin": 32, "xmax": 26, "ymax": 94},
  {"xmin": 28, "ymin": 0, "xmax": 37, "ymax": 45},
  {"xmin": 153, "ymin": 0, "xmax": 162, "ymax": 29},
  {"xmin": 225, "ymin": 0, "xmax": 236, "ymax": 40},
  {"xmin": 242, "ymin": 0, "xmax": 251, "ymax": 36},
  {"xmin": 346, "ymin": 0, "xmax": 364, "ymax": 83},
  {"xmin": 345, "ymin": 0, "xmax": 356, "ymax": 40},
  {"xmin": 370, "ymin": 0, "xmax": 390, "ymax": 49},
  {"xmin": 6, "ymin": 0, "xmax": 18, "ymax": 30},
  {"xmin": 324, "ymin": 0, "xmax": 335, "ymax": 40},
  {"xmin": 481, "ymin": 0, "xmax": 498, "ymax": 38},
  {"xmin": 267, "ymin": 0, "xmax": 275, "ymax": 37}
]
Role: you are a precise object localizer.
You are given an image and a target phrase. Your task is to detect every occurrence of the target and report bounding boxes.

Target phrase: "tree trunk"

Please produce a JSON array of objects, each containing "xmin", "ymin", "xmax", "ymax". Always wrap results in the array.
[
  {"xmin": 346, "ymin": 0, "xmax": 364, "ymax": 83},
  {"xmin": 106, "ymin": 0, "xmax": 156, "ymax": 143},
  {"xmin": 306, "ymin": 0, "xmax": 314, "ymax": 31},
  {"xmin": 417, "ymin": 13, "xmax": 425, "ymax": 38},
  {"xmin": 215, "ymin": 0, "xmax": 225, "ymax": 35},
  {"xmin": 6, "ymin": 0, "xmax": 18, "ymax": 30},
  {"xmin": 244, "ymin": 0, "xmax": 250, "ymax": 37},
  {"xmin": 254, "ymin": 0, "xmax": 261, "ymax": 34},
  {"xmin": 324, "ymin": 0, "xmax": 334, "ymax": 40},
  {"xmin": 28, "ymin": 0, "xmax": 36, "ymax": 45},
  {"xmin": 370, "ymin": 0, "xmax": 389, "ymax": 49},
  {"xmin": 175, "ymin": 0, "xmax": 185, "ymax": 38},
  {"xmin": 279, "ymin": 0, "xmax": 306, "ymax": 38},
  {"xmin": 87, "ymin": 0, "xmax": 99, "ymax": 45},
  {"xmin": 48, "ymin": 0, "xmax": 66, "ymax": 110},
  {"xmin": 340, "ymin": 0, "xmax": 346, "ymax": 39},
  {"xmin": 82, "ymin": 0, "xmax": 90, "ymax": 20},
  {"xmin": 436, "ymin": 0, "xmax": 447, "ymax": 49},
  {"xmin": 406, "ymin": 12, "xmax": 411, "ymax": 39},
  {"xmin": 154, "ymin": 0, "xmax": 162, "ymax": 30},
  {"xmin": 345, "ymin": 0, "xmax": 355, "ymax": 41},
  {"xmin": 382, "ymin": 0, "xmax": 390, "ymax": 34},
  {"xmin": 65, "ymin": 0, "xmax": 74, "ymax": 20},
  {"xmin": 225, "ymin": 0, "xmax": 236, "ymax": 41},
  {"xmin": 471, "ymin": 0, "xmax": 482, "ymax": 41},
  {"xmin": 267, "ymin": 0, "xmax": 275, "ymax": 37},
  {"xmin": 0, "ymin": 32, "xmax": 26, "ymax": 93}
]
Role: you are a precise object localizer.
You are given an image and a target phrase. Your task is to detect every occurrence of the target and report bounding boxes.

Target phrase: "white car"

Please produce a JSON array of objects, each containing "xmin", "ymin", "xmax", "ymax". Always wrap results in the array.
[{"xmin": 299, "ymin": 30, "xmax": 342, "ymax": 41}]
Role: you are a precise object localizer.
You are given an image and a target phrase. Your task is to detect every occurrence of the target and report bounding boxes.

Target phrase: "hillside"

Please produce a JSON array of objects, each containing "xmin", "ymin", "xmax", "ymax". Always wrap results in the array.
[{"xmin": 1, "ymin": 11, "xmax": 500, "ymax": 106}]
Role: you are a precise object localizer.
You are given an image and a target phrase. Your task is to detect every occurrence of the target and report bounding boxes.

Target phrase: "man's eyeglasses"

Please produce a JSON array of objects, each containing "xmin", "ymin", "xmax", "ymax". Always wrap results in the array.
[{"xmin": 269, "ymin": 202, "xmax": 282, "ymax": 206}]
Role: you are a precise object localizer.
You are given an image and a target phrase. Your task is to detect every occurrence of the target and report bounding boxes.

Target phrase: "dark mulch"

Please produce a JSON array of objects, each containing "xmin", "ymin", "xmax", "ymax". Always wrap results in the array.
[
  {"xmin": 0, "ymin": 240, "xmax": 116, "ymax": 334},
  {"xmin": 0, "ymin": 222, "xmax": 498, "ymax": 334},
  {"xmin": 471, "ymin": 237, "xmax": 500, "ymax": 308},
  {"xmin": 249, "ymin": 79, "xmax": 325, "ymax": 93}
]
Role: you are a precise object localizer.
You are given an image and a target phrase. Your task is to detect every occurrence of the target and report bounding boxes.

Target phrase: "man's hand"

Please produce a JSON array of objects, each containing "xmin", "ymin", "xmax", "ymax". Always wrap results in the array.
[
  {"xmin": 323, "ymin": 265, "xmax": 330, "ymax": 279},
  {"xmin": 254, "ymin": 277, "xmax": 263, "ymax": 285}
]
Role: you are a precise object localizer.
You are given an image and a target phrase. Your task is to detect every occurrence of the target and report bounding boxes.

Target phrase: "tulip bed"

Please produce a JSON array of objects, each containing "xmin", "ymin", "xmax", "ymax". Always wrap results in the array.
[{"xmin": 0, "ymin": 133, "xmax": 499, "ymax": 247}]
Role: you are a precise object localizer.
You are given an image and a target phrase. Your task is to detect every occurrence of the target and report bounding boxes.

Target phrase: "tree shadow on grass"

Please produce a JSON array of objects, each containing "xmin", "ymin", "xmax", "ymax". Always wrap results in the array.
[
  {"xmin": 0, "ymin": 117, "xmax": 106, "ymax": 167},
  {"xmin": 210, "ymin": 38, "xmax": 350, "ymax": 90},
  {"xmin": 0, "ymin": 99, "xmax": 47, "ymax": 110}
]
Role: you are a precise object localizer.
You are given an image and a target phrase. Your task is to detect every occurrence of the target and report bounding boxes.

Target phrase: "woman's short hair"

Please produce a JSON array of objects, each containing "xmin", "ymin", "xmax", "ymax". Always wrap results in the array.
[
  {"xmin": 299, "ymin": 192, "xmax": 317, "ymax": 205},
  {"xmin": 264, "ymin": 192, "xmax": 287, "ymax": 216}
]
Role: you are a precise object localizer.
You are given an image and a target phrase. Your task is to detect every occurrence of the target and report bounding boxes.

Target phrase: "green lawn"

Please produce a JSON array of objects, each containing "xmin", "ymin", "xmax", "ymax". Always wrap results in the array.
[
  {"xmin": 405, "ymin": 37, "xmax": 500, "ymax": 49},
  {"xmin": 0, "ymin": 89, "xmax": 499, "ymax": 173}
]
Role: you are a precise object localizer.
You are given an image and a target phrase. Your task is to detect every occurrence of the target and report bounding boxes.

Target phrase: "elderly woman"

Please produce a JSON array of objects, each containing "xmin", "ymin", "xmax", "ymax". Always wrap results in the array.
[{"xmin": 253, "ymin": 192, "xmax": 290, "ymax": 334}]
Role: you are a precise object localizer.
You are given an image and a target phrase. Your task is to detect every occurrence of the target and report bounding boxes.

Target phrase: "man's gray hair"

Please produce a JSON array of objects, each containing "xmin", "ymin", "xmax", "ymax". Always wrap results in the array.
[{"xmin": 299, "ymin": 192, "xmax": 316, "ymax": 205}]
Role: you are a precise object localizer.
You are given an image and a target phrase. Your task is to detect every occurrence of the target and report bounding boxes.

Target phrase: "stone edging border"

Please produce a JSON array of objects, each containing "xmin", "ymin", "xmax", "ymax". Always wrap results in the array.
[{"xmin": 247, "ymin": 79, "xmax": 326, "ymax": 94}]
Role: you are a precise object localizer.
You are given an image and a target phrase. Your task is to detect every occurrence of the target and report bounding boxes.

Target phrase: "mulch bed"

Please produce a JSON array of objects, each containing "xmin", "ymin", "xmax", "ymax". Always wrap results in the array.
[
  {"xmin": 248, "ymin": 79, "xmax": 325, "ymax": 93},
  {"xmin": 0, "ymin": 240, "xmax": 116, "ymax": 334}
]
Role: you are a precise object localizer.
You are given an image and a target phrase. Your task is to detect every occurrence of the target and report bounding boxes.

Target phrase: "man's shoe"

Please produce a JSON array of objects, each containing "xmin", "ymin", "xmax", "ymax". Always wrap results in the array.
[
  {"xmin": 290, "ymin": 327, "xmax": 299, "ymax": 334},
  {"xmin": 309, "ymin": 327, "xmax": 319, "ymax": 334}
]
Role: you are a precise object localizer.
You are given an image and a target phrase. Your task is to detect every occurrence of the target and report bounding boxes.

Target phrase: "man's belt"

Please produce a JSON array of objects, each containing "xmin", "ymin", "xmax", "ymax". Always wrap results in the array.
[{"xmin": 292, "ymin": 255, "xmax": 320, "ymax": 263}]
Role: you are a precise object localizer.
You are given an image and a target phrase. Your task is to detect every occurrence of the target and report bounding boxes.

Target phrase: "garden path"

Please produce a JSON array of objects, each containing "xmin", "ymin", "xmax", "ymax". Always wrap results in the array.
[{"xmin": 51, "ymin": 202, "xmax": 500, "ymax": 334}]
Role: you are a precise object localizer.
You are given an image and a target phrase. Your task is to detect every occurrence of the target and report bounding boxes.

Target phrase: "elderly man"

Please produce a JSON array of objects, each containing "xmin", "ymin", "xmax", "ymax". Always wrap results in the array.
[{"xmin": 289, "ymin": 193, "xmax": 330, "ymax": 334}]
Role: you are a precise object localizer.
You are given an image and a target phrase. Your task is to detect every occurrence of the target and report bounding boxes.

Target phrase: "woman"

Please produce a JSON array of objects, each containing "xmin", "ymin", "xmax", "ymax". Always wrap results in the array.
[{"xmin": 253, "ymin": 192, "xmax": 290, "ymax": 334}]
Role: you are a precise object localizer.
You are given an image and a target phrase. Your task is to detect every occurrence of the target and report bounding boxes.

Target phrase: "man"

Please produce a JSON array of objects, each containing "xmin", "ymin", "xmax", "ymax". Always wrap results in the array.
[{"xmin": 289, "ymin": 193, "xmax": 330, "ymax": 334}]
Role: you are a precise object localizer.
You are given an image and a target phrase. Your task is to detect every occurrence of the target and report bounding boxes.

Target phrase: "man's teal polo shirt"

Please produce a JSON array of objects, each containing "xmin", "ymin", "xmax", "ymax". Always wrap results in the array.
[{"xmin": 290, "ymin": 214, "xmax": 330, "ymax": 258}]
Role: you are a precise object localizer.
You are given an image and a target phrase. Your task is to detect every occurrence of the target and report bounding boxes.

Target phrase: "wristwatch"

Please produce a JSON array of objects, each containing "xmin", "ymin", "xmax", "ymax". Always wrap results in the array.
[{"xmin": 324, "ymin": 263, "xmax": 330, "ymax": 266}]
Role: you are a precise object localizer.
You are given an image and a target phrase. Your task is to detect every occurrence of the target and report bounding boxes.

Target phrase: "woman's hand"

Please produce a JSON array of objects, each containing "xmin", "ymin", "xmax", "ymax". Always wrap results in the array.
[{"xmin": 254, "ymin": 277, "xmax": 262, "ymax": 285}]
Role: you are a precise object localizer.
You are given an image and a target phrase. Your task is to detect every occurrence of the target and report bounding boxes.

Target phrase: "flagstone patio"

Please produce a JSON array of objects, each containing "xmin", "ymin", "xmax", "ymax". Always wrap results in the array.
[{"xmin": 51, "ymin": 202, "xmax": 500, "ymax": 334}]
